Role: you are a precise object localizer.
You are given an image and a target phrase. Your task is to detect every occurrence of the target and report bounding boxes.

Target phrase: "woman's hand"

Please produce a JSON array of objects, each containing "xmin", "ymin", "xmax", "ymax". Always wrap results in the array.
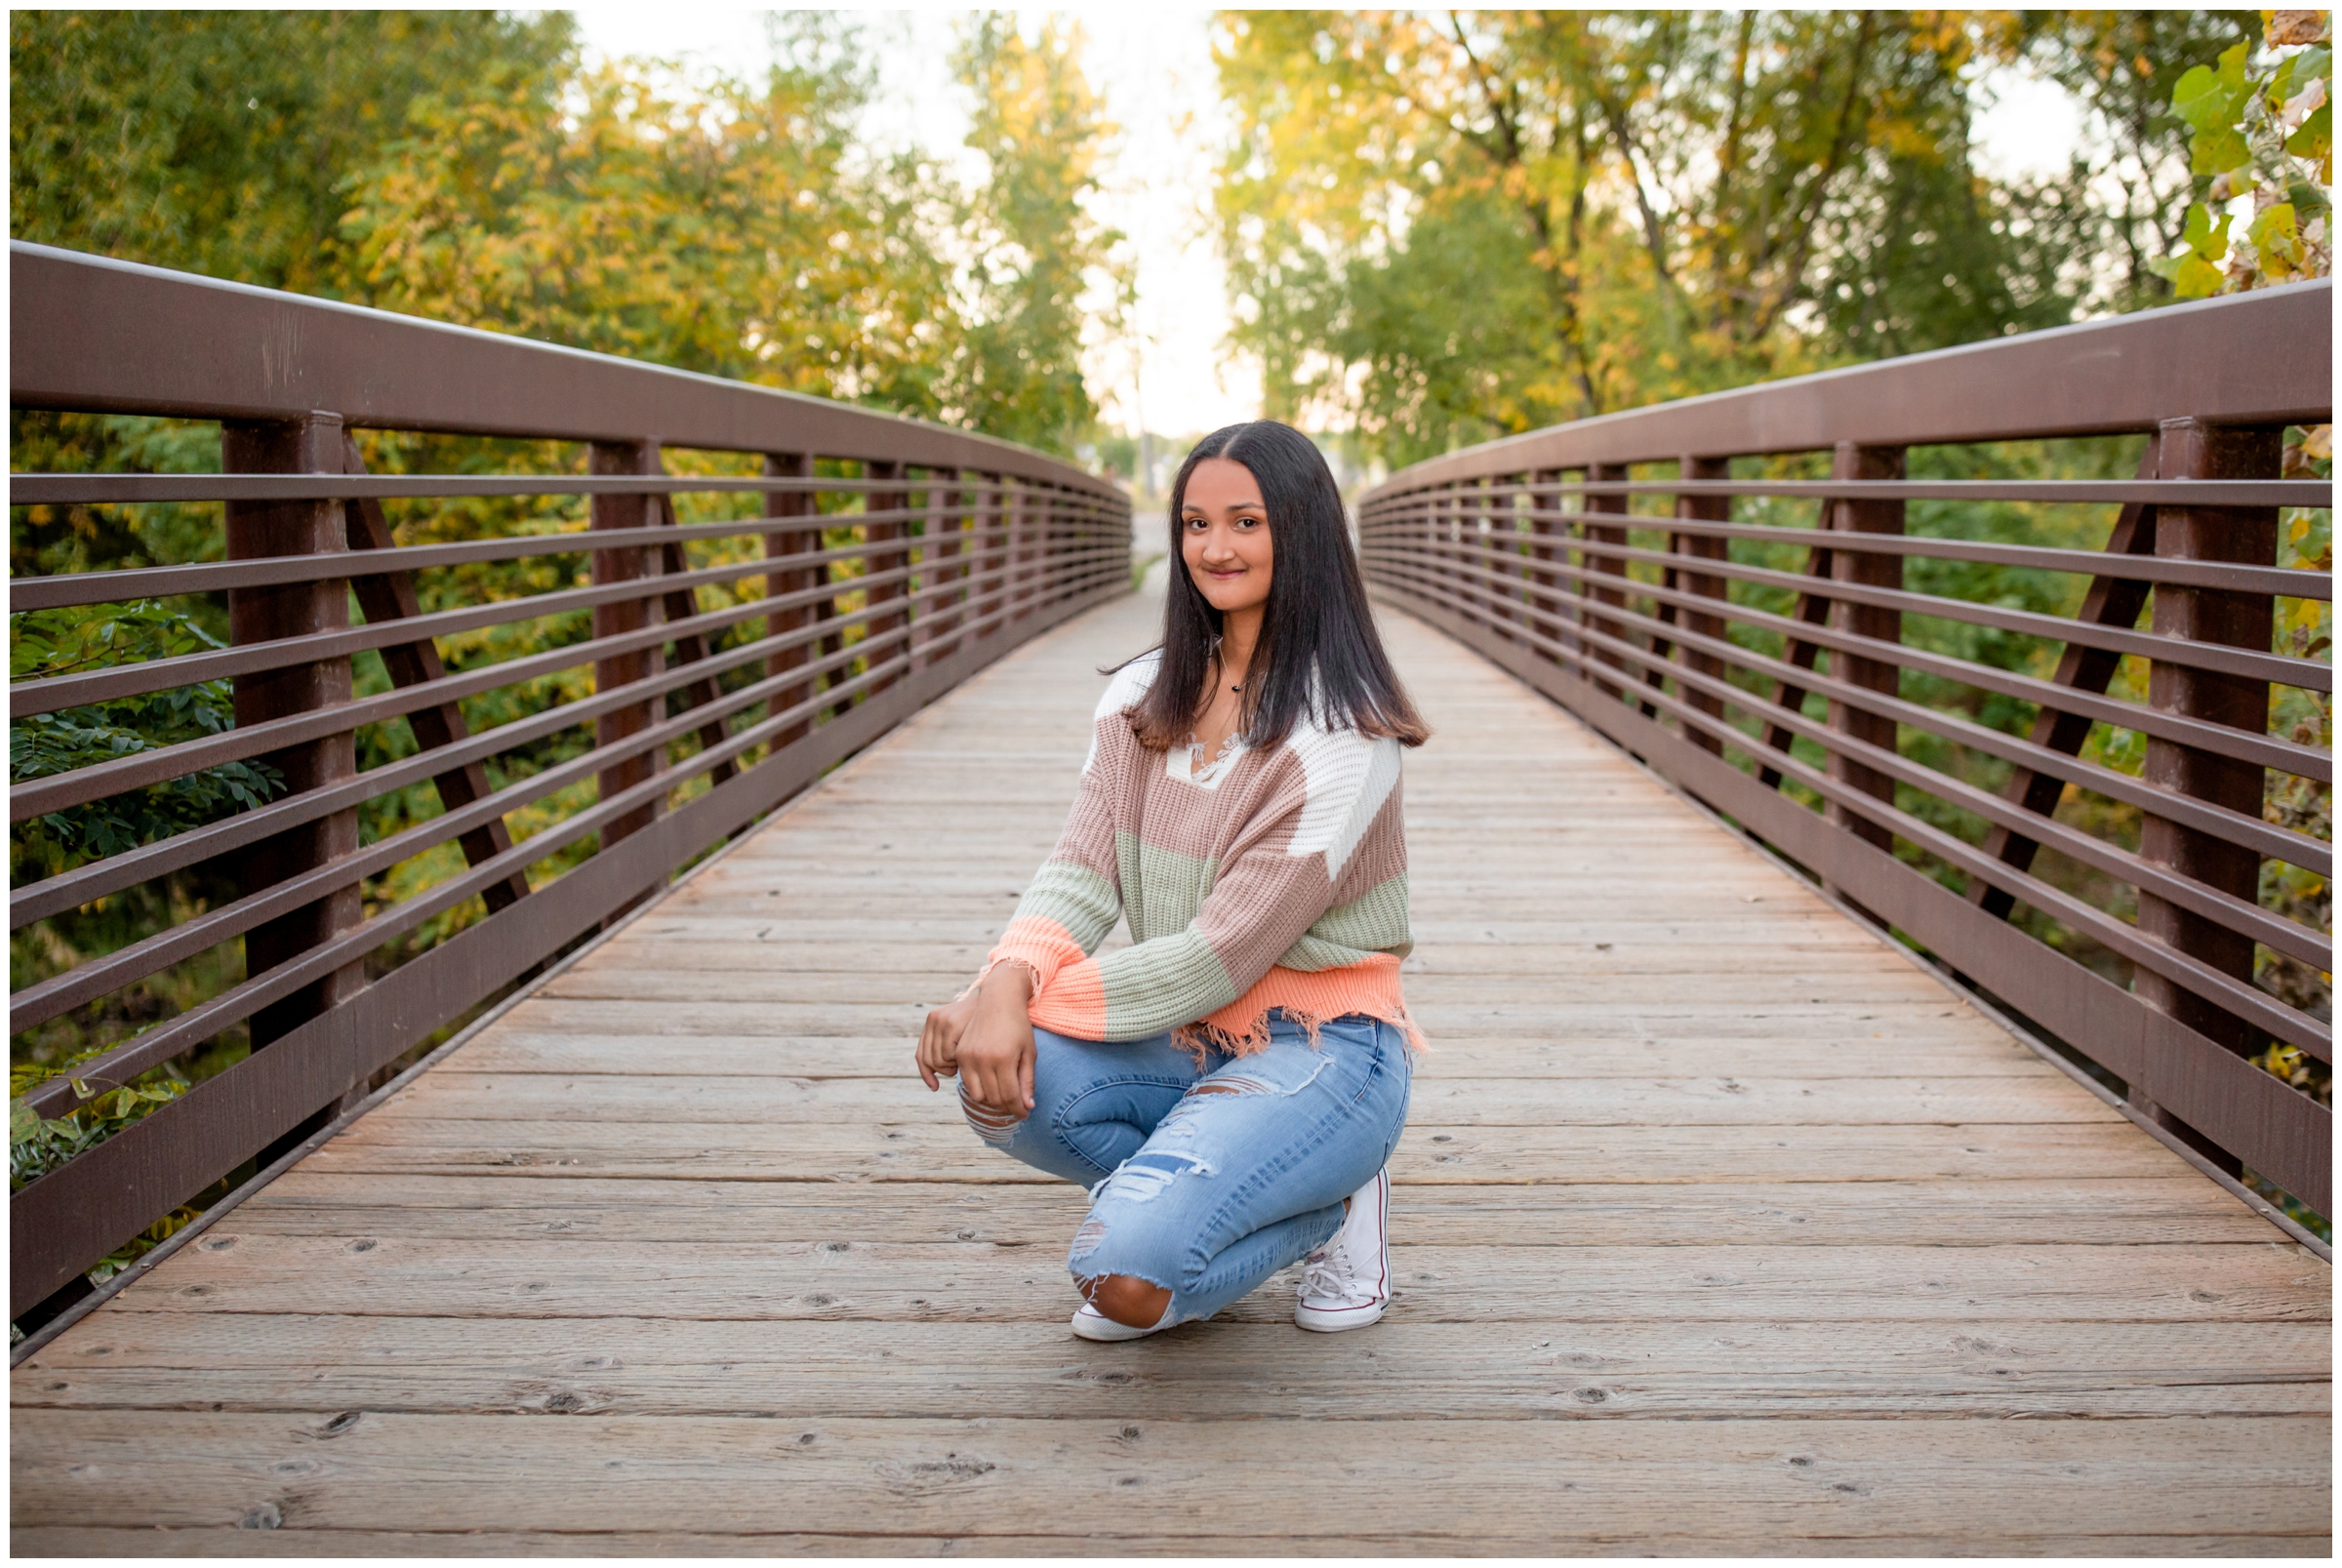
[
  {"xmin": 916, "ymin": 988, "xmax": 979, "ymax": 1092},
  {"xmin": 953, "ymin": 965, "xmax": 1037, "ymax": 1116}
]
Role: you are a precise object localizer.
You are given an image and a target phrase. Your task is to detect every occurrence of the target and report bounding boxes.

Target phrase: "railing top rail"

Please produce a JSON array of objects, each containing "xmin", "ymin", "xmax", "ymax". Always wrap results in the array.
[
  {"xmin": 1369, "ymin": 280, "xmax": 2332, "ymax": 493},
  {"xmin": 8, "ymin": 242, "xmax": 1122, "ymax": 496}
]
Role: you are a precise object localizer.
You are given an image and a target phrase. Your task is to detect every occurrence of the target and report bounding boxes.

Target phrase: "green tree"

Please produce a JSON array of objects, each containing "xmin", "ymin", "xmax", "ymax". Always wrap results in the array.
[
  {"xmin": 1213, "ymin": 10, "xmax": 2275, "ymax": 467},
  {"xmin": 9, "ymin": 10, "xmax": 576, "ymax": 294},
  {"xmin": 338, "ymin": 24, "xmax": 962, "ymax": 416},
  {"xmin": 947, "ymin": 16, "xmax": 1133, "ymax": 455}
]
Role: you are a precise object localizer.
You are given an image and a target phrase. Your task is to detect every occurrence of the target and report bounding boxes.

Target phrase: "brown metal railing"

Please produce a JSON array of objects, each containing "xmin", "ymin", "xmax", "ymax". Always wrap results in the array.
[
  {"xmin": 8, "ymin": 243, "xmax": 1131, "ymax": 1321},
  {"xmin": 1356, "ymin": 280, "xmax": 2332, "ymax": 1225}
]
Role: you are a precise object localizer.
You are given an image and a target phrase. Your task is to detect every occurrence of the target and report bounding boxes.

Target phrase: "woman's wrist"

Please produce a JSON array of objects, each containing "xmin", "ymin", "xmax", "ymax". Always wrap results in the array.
[{"xmin": 980, "ymin": 961, "xmax": 1037, "ymax": 1006}]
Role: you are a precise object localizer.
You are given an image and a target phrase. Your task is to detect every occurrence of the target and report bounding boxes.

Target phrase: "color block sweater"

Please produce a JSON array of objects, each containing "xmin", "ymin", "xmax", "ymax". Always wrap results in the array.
[{"xmin": 982, "ymin": 649, "xmax": 1420, "ymax": 1056}]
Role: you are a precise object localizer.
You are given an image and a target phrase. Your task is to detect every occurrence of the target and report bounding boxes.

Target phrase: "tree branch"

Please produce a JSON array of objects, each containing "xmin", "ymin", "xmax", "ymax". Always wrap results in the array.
[{"xmin": 1750, "ymin": 9, "xmax": 1878, "ymax": 342}]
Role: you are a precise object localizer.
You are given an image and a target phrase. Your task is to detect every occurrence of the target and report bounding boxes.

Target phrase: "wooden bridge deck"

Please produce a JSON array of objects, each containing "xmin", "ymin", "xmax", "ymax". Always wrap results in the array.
[{"xmin": 12, "ymin": 587, "xmax": 2330, "ymax": 1556}]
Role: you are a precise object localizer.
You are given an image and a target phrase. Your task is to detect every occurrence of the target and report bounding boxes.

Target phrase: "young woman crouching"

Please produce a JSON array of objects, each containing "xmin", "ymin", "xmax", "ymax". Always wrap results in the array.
[{"xmin": 916, "ymin": 420, "xmax": 1429, "ymax": 1340}]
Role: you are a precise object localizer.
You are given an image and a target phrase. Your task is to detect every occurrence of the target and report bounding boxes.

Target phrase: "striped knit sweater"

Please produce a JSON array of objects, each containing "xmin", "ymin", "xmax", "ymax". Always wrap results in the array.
[{"xmin": 982, "ymin": 649, "xmax": 1419, "ymax": 1056}]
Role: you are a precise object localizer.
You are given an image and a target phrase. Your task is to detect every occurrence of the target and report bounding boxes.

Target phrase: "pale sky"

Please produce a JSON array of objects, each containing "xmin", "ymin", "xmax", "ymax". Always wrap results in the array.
[{"xmin": 571, "ymin": 9, "xmax": 2089, "ymax": 443}]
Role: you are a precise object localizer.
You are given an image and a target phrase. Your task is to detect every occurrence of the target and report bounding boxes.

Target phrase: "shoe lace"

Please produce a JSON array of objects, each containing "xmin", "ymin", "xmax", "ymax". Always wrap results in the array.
[{"xmin": 1299, "ymin": 1243, "xmax": 1354, "ymax": 1302}]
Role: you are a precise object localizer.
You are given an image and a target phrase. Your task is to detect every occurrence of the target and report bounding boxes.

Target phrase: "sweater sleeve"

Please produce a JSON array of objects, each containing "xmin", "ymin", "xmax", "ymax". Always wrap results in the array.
[
  {"xmin": 976, "ymin": 655, "xmax": 1154, "ymax": 994},
  {"xmin": 1027, "ymin": 725, "xmax": 1402, "ymax": 1042}
]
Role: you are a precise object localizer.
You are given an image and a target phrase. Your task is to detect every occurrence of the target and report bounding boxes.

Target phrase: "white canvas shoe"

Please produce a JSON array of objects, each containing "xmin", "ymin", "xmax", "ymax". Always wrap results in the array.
[
  {"xmin": 1295, "ymin": 1167, "xmax": 1393, "ymax": 1332},
  {"xmin": 1070, "ymin": 1300, "xmax": 1174, "ymax": 1342}
]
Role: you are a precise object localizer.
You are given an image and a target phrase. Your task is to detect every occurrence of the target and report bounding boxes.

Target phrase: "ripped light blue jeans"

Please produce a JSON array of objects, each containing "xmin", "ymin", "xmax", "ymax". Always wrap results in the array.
[{"xmin": 960, "ymin": 1010, "xmax": 1413, "ymax": 1327}]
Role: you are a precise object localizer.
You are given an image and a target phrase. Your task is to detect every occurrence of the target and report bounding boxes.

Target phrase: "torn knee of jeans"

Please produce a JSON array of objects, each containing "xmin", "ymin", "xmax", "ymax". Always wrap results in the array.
[
  {"xmin": 1093, "ymin": 1148, "xmax": 1214, "ymax": 1204},
  {"xmin": 1070, "ymin": 1214, "xmax": 1110, "ymax": 1261},
  {"xmin": 1072, "ymin": 1267, "xmax": 1177, "ymax": 1307},
  {"xmin": 958, "ymin": 1084, "xmax": 1023, "ymax": 1146}
]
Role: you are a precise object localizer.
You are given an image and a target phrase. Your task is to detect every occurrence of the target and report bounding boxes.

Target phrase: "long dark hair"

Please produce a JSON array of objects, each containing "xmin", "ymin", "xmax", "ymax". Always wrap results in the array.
[{"xmin": 1124, "ymin": 421, "xmax": 1430, "ymax": 753}]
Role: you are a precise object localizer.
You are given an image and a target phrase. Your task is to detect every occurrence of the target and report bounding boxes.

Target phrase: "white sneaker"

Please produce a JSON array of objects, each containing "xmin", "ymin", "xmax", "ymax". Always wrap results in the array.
[
  {"xmin": 1295, "ymin": 1167, "xmax": 1393, "ymax": 1332},
  {"xmin": 1070, "ymin": 1300, "xmax": 1173, "ymax": 1342}
]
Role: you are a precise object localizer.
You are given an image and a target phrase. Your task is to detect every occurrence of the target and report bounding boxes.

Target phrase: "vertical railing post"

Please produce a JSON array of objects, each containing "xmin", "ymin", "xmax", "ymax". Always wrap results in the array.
[
  {"xmin": 1008, "ymin": 476, "xmax": 1032, "ymax": 623},
  {"xmin": 2132, "ymin": 416, "xmax": 2283, "ymax": 1170},
  {"xmin": 222, "ymin": 413, "xmax": 365, "ymax": 1078},
  {"xmin": 1528, "ymin": 467, "xmax": 1566, "ymax": 667},
  {"xmin": 1034, "ymin": 484, "xmax": 1059, "ymax": 611},
  {"xmin": 1482, "ymin": 475, "xmax": 1505, "ymax": 637},
  {"xmin": 1675, "ymin": 456, "xmax": 1733, "ymax": 754},
  {"xmin": 863, "ymin": 459, "xmax": 907, "ymax": 695},
  {"xmin": 934, "ymin": 470, "xmax": 969, "ymax": 660},
  {"xmin": 1440, "ymin": 482, "xmax": 1462, "ymax": 614},
  {"xmin": 1584, "ymin": 462, "xmax": 1632, "ymax": 699},
  {"xmin": 974, "ymin": 472, "xmax": 1003, "ymax": 633},
  {"xmin": 763, "ymin": 452, "xmax": 818, "ymax": 747},
  {"xmin": 1823, "ymin": 441, "xmax": 1905, "ymax": 852},
  {"xmin": 590, "ymin": 441, "xmax": 664, "ymax": 868},
  {"xmin": 909, "ymin": 469, "xmax": 936, "ymax": 666}
]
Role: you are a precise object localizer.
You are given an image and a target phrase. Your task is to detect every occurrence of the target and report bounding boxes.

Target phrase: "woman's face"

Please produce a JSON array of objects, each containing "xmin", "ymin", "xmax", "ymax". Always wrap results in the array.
[{"xmin": 1180, "ymin": 457, "xmax": 1273, "ymax": 619}]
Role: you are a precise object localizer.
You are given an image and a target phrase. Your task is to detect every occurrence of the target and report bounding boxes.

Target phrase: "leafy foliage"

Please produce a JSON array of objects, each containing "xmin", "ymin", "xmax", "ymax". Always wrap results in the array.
[
  {"xmin": 1214, "ymin": 11, "xmax": 2106, "ymax": 465},
  {"xmin": 9, "ymin": 1044, "xmax": 187, "ymax": 1192},
  {"xmin": 9, "ymin": 11, "xmax": 577, "ymax": 296},
  {"xmin": 10, "ymin": 603, "xmax": 285, "ymax": 877},
  {"xmin": 1211, "ymin": 10, "xmax": 2303, "ymax": 467},
  {"xmin": 2150, "ymin": 13, "xmax": 2333, "ymax": 295}
]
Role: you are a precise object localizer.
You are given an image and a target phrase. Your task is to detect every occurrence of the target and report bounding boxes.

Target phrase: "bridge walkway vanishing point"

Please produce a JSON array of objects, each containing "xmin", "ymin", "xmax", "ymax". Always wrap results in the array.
[{"xmin": 12, "ymin": 583, "xmax": 2330, "ymax": 1556}]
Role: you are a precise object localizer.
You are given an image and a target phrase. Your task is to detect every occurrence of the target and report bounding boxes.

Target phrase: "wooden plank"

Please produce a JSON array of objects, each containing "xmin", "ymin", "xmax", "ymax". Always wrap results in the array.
[
  {"xmin": 94, "ymin": 1235, "xmax": 2328, "ymax": 1323},
  {"xmin": 14, "ymin": 1526, "xmax": 2332, "ymax": 1558},
  {"xmin": 618, "ymin": 912, "xmax": 1883, "ymax": 942},
  {"xmin": 371, "ymin": 1071, "xmax": 2122, "ymax": 1127},
  {"xmin": 482, "ymin": 994, "xmax": 2009, "ymax": 1039},
  {"xmin": 450, "ymin": 1030, "xmax": 2060, "ymax": 1081},
  {"xmin": 18, "ymin": 1317, "xmax": 2326, "ymax": 1421},
  {"xmin": 299, "ymin": 1116, "xmax": 2206, "ymax": 1186},
  {"xmin": 12, "ymin": 1411, "xmax": 2331, "ymax": 1540},
  {"xmin": 568, "ymin": 937, "xmax": 1918, "ymax": 977},
  {"xmin": 222, "ymin": 1172, "xmax": 2286, "ymax": 1247},
  {"xmin": 543, "ymin": 968, "xmax": 1958, "ymax": 1006}
]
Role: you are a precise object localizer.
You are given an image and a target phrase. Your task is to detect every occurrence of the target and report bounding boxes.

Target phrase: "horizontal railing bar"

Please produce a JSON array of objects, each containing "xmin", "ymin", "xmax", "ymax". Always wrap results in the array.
[
  {"xmin": 8, "ymin": 543, "xmax": 1125, "ymax": 931},
  {"xmin": 1369, "ymin": 558, "xmax": 2331, "ymax": 1058},
  {"xmin": 7, "ymin": 503, "xmax": 1124, "ymax": 612},
  {"xmin": 8, "ymin": 471, "xmax": 1123, "ymax": 506},
  {"xmin": 1372, "ymin": 548, "xmax": 2335, "ymax": 954},
  {"xmin": 1378, "ymin": 539, "xmax": 2328, "ymax": 872},
  {"xmin": 1365, "ymin": 531, "xmax": 2330, "ymax": 783},
  {"xmin": 11, "ymin": 636, "xmax": 919, "ymax": 1109},
  {"xmin": 5, "ymin": 608, "xmax": 925, "ymax": 1036},
  {"xmin": 1364, "ymin": 500, "xmax": 2330, "ymax": 601},
  {"xmin": 9, "ymin": 516, "xmax": 1109, "ymax": 714},
  {"xmin": 1371, "ymin": 531, "xmax": 2333, "ymax": 782},
  {"xmin": 13, "ymin": 564, "xmax": 1125, "ymax": 1112},
  {"xmin": 5, "ymin": 535, "xmax": 1048, "ymax": 820},
  {"xmin": 8, "ymin": 241, "xmax": 1137, "ymax": 485},
  {"xmin": 4, "ymin": 568, "xmax": 909, "ymax": 822},
  {"xmin": 1566, "ymin": 609, "xmax": 2330, "ymax": 969},
  {"xmin": 1364, "ymin": 477, "xmax": 2333, "ymax": 505},
  {"xmin": 6, "ymin": 543, "xmax": 1069, "ymax": 918},
  {"xmin": 1364, "ymin": 525, "xmax": 2330, "ymax": 694},
  {"xmin": 10, "ymin": 533, "xmax": 1123, "ymax": 831}
]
